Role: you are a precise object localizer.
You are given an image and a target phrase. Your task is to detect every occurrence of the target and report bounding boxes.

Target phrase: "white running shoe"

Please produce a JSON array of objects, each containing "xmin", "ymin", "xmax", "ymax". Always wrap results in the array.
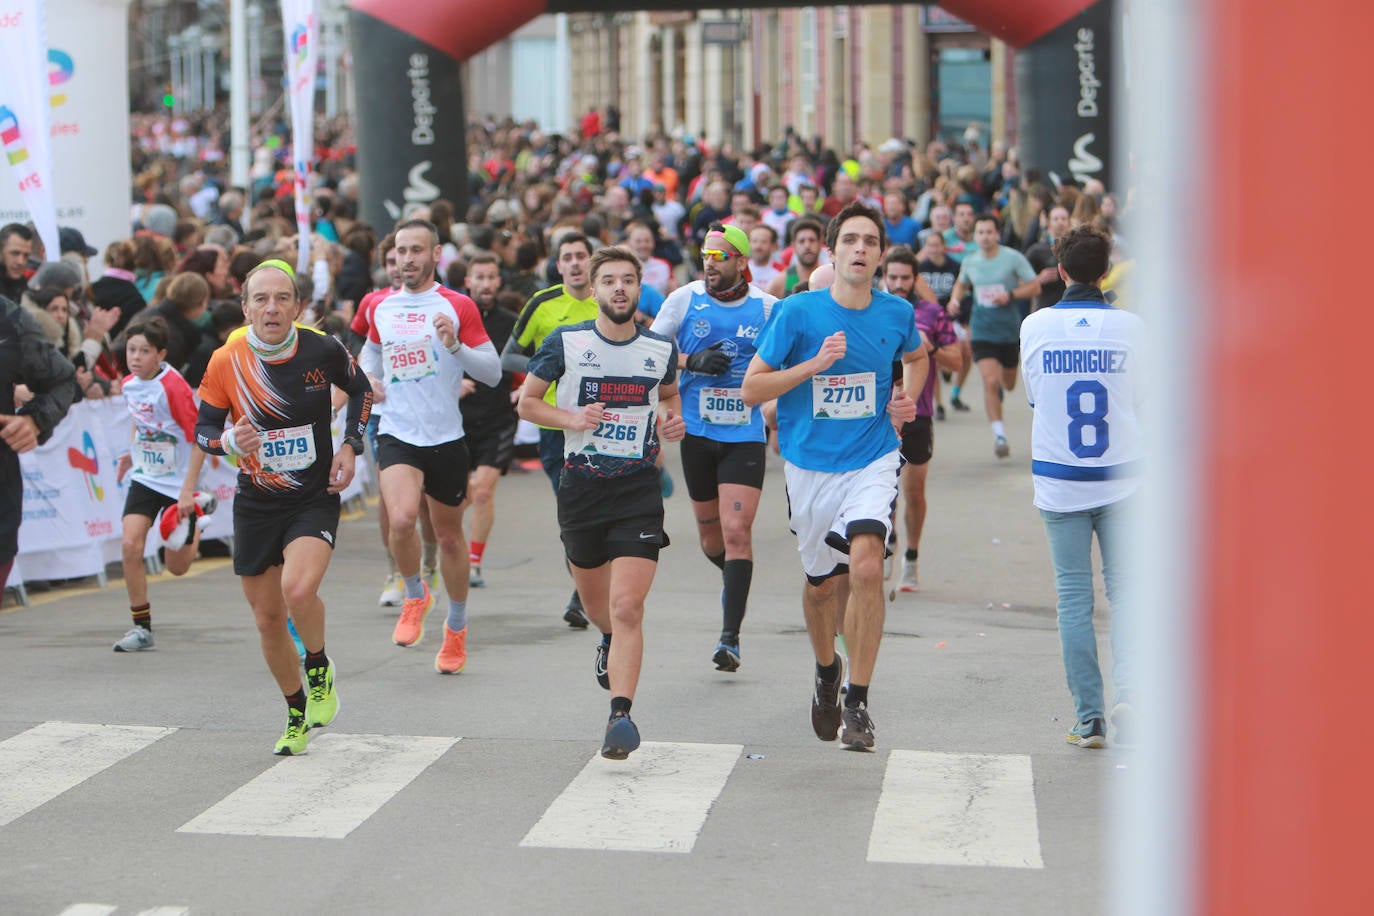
[
  {"xmin": 899, "ymin": 560, "xmax": 920, "ymax": 593},
  {"xmin": 378, "ymin": 572, "xmax": 404, "ymax": 607}
]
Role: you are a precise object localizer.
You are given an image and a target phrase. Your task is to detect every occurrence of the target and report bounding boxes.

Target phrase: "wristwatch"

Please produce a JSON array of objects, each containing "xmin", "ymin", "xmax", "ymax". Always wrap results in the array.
[{"xmin": 342, "ymin": 435, "xmax": 365, "ymax": 455}]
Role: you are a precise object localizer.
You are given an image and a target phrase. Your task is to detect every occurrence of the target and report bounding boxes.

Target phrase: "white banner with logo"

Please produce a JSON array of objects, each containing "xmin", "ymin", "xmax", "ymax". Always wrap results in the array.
[
  {"xmin": 5, "ymin": 397, "xmax": 370, "ymax": 589},
  {"xmin": 0, "ymin": 0, "xmax": 133, "ymax": 260},
  {"xmin": 0, "ymin": 0, "xmax": 59, "ymax": 260},
  {"xmin": 282, "ymin": 0, "xmax": 318, "ymax": 274}
]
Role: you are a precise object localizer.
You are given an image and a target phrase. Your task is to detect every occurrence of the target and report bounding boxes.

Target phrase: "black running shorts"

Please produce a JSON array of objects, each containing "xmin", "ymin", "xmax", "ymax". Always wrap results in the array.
[
  {"xmin": 899, "ymin": 416, "xmax": 934, "ymax": 466},
  {"xmin": 557, "ymin": 467, "xmax": 669, "ymax": 568},
  {"xmin": 970, "ymin": 340, "xmax": 1020, "ymax": 369},
  {"xmin": 463, "ymin": 415, "xmax": 518, "ymax": 474},
  {"xmin": 678, "ymin": 434, "xmax": 766, "ymax": 503},
  {"xmin": 232, "ymin": 491, "xmax": 341, "ymax": 577},
  {"xmin": 123, "ymin": 479, "xmax": 178, "ymax": 520},
  {"xmin": 376, "ymin": 434, "xmax": 470, "ymax": 506}
]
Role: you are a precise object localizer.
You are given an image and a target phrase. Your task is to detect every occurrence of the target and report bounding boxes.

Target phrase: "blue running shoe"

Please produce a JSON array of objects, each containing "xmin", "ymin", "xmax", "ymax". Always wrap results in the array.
[
  {"xmin": 601, "ymin": 714, "xmax": 641, "ymax": 760},
  {"xmin": 287, "ymin": 618, "xmax": 306, "ymax": 660}
]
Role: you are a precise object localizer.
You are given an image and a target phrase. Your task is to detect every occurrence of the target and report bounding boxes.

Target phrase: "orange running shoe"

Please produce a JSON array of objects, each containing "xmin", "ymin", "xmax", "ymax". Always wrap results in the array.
[
  {"xmin": 392, "ymin": 583, "xmax": 434, "ymax": 647},
  {"xmin": 435, "ymin": 625, "xmax": 468, "ymax": 674}
]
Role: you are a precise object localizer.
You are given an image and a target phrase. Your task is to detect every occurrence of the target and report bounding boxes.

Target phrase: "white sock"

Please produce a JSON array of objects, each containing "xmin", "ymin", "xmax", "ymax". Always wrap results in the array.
[{"xmin": 991, "ymin": 420, "xmax": 1006, "ymax": 438}]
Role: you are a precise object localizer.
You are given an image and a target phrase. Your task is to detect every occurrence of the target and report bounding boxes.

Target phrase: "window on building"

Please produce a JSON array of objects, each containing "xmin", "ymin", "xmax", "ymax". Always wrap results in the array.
[{"xmin": 932, "ymin": 46, "xmax": 991, "ymax": 142}]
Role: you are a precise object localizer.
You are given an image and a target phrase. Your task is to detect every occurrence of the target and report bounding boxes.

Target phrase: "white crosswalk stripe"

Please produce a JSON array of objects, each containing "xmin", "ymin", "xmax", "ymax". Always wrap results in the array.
[
  {"xmin": 56, "ymin": 907, "xmax": 188, "ymax": 915},
  {"xmin": 520, "ymin": 741, "xmax": 742, "ymax": 853},
  {"xmin": 867, "ymin": 750, "xmax": 1044, "ymax": 868},
  {"xmin": 0, "ymin": 722, "xmax": 176, "ymax": 827},
  {"xmin": 177, "ymin": 733, "xmax": 457, "ymax": 839},
  {"xmin": 6, "ymin": 722, "xmax": 1053, "ymax": 870}
]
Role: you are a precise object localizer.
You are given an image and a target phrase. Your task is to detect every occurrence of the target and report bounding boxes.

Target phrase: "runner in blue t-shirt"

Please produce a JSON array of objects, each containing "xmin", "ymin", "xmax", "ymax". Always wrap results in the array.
[
  {"xmin": 743, "ymin": 202, "xmax": 927, "ymax": 752},
  {"xmin": 652, "ymin": 223, "xmax": 776, "ymax": 673}
]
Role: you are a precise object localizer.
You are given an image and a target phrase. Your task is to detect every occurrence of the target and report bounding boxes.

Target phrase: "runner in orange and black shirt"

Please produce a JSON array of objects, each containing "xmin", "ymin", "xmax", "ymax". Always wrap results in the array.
[{"xmin": 195, "ymin": 259, "xmax": 372, "ymax": 756}]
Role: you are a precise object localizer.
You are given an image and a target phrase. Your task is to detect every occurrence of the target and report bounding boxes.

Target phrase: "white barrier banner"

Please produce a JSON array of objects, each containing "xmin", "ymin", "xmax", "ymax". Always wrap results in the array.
[
  {"xmin": 0, "ymin": 0, "xmax": 59, "ymax": 259},
  {"xmin": 282, "ymin": 0, "xmax": 318, "ymax": 274},
  {"xmin": 0, "ymin": 0, "xmax": 134, "ymax": 260}
]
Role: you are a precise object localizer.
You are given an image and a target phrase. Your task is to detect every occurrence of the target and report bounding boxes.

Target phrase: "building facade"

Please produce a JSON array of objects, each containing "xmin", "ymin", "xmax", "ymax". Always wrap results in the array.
[{"xmin": 565, "ymin": 7, "xmax": 1014, "ymax": 152}]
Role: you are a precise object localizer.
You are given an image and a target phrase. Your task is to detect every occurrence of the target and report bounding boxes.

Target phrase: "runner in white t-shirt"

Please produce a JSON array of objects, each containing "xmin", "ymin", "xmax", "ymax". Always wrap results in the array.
[
  {"xmin": 359, "ymin": 219, "xmax": 501, "ymax": 675},
  {"xmin": 112, "ymin": 315, "xmax": 216, "ymax": 653}
]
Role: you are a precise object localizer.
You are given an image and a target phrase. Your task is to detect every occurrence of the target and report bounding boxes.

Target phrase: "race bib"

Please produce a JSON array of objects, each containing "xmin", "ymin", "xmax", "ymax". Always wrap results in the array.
[
  {"xmin": 811, "ymin": 372, "xmax": 876, "ymax": 419},
  {"xmin": 133, "ymin": 434, "xmax": 176, "ymax": 477},
  {"xmin": 699, "ymin": 387, "xmax": 749, "ymax": 425},
  {"xmin": 384, "ymin": 337, "xmax": 438, "ymax": 383},
  {"xmin": 258, "ymin": 423, "xmax": 316, "ymax": 472},
  {"xmin": 975, "ymin": 284, "xmax": 1007, "ymax": 307},
  {"xmin": 588, "ymin": 406, "xmax": 651, "ymax": 457}
]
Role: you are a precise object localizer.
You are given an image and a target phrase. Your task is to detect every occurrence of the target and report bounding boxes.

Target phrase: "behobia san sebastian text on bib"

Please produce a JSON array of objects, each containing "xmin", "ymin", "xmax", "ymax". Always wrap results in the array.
[
  {"xmin": 586, "ymin": 406, "xmax": 651, "ymax": 457},
  {"xmin": 699, "ymin": 387, "xmax": 749, "ymax": 425},
  {"xmin": 811, "ymin": 372, "xmax": 876, "ymax": 419},
  {"xmin": 257, "ymin": 423, "xmax": 316, "ymax": 472}
]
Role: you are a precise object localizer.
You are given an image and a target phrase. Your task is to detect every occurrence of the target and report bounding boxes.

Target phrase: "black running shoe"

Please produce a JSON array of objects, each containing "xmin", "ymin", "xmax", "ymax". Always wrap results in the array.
[
  {"xmin": 811, "ymin": 658, "xmax": 845, "ymax": 741},
  {"xmin": 712, "ymin": 635, "xmax": 741, "ymax": 672},
  {"xmin": 935, "ymin": 404, "xmax": 946, "ymax": 422},
  {"xmin": 563, "ymin": 590, "xmax": 589, "ymax": 629},
  {"xmin": 594, "ymin": 635, "xmax": 610, "ymax": 690},
  {"xmin": 950, "ymin": 396, "xmax": 971, "ymax": 412},
  {"xmin": 841, "ymin": 703, "xmax": 876, "ymax": 751}
]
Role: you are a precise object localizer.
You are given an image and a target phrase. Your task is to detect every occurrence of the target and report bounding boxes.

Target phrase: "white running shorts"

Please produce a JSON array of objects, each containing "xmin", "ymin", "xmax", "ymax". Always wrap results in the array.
[{"xmin": 783, "ymin": 449, "xmax": 902, "ymax": 579}]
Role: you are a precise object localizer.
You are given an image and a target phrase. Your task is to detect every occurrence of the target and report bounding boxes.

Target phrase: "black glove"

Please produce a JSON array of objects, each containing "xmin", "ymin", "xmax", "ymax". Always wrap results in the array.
[{"xmin": 685, "ymin": 341, "xmax": 732, "ymax": 375}]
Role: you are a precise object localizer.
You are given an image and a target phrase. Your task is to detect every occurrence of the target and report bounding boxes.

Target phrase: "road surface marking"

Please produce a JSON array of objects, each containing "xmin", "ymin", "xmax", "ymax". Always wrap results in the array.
[
  {"xmin": 867, "ymin": 750, "xmax": 1044, "ymax": 868},
  {"xmin": 520, "ymin": 741, "xmax": 741, "ymax": 854},
  {"xmin": 177, "ymin": 733, "xmax": 456, "ymax": 839},
  {"xmin": 0, "ymin": 722, "xmax": 175, "ymax": 827}
]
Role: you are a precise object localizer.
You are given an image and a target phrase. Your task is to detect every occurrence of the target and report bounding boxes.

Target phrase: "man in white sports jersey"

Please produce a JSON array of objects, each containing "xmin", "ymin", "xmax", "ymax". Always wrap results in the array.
[
  {"xmin": 652, "ymin": 222, "xmax": 775, "ymax": 672},
  {"xmin": 1020, "ymin": 224, "xmax": 1144, "ymax": 750},
  {"xmin": 744, "ymin": 201, "xmax": 926, "ymax": 751},
  {"xmin": 519, "ymin": 245, "xmax": 685, "ymax": 760},
  {"xmin": 359, "ymin": 219, "xmax": 501, "ymax": 675}
]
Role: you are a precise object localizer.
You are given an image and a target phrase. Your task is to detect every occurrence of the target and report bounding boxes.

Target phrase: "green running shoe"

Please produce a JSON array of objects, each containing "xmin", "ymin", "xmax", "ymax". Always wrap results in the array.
[
  {"xmin": 274, "ymin": 707, "xmax": 309, "ymax": 756},
  {"xmin": 305, "ymin": 661, "xmax": 339, "ymax": 729}
]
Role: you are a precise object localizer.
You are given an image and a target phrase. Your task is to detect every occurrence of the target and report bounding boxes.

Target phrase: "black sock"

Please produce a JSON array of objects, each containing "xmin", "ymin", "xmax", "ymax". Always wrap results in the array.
[
  {"xmin": 705, "ymin": 550, "xmax": 726, "ymax": 571},
  {"xmin": 131, "ymin": 603, "xmax": 151, "ymax": 632},
  {"xmin": 610, "ymin": 696, "xmax": 632, "ymax": 718},
  {"xmin": 600, "ymin": 631, "xmax": 612, "ymax": 646},
  {"xmin": 845, "ymin": 684, "xmax": 869, "ymax": 708},
  {"xmin": 817, "ymin": 657, "xmax": 841, "ymax": 684},
  {"xmin": 285, "ymin": 688, "xmax": 306, "ymax": 715},
  {"xmin": 304, "ymin": 647, "xmax": 328, "ymax": 671},
  {"xmin": 904, "ymin": 548, "xmax": 918, "ymax": 561},
  {"xmin": 721, "ymin": 559, "xmax": 752, "ymax": 633}
]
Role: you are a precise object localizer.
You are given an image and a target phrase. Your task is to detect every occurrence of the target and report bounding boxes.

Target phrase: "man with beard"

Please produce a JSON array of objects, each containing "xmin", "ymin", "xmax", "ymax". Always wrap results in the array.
[
  {"xmin": 519, "ymin": 246, "xmax": 686, "ymax": 760},
  {"xmin": 767, "ymin": 216, "xmax": 825, "ymax": 298},
  {"xmin": 359, "ymin": 220, "xmax": 501, "ymax": 674},
  {"xmin": 651, "ymin": 223, "xmax": 776, "ymax": 672},
  {"xmin": 460, "ymin": 254, "xmax": 519, "ymax": 589},
  {"xmin": 882, "ymin": 245, "xmax": 962, "ymax": 593}
]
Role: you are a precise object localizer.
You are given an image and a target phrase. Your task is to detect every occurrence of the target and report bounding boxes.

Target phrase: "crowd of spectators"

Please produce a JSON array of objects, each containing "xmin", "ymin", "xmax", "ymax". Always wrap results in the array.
[{"xmin": 2, "ymin": 107, "xmax": 1129, "ymax": 410}]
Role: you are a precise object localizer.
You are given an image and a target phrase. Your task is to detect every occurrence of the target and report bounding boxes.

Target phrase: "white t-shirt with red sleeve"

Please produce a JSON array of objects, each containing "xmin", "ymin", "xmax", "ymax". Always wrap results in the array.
[
  {"xmin": 121, "ymin": 363, "xmax": 200, "ymax": 499},
  {"xmin": 358, "ymin": 283, "xmax": 501, "ymax": 446}
]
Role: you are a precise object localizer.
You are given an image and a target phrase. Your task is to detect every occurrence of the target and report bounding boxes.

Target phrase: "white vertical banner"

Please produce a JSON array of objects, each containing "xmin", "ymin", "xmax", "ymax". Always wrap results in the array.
[
  {"xmin": 282, "ymin": 0, "xmax": 318, "ymax": 274},
  {"xmin": 0, "ymin": 0, "xmax": 59, "ymax": 259},
  {"xmin": 0, "ymin": 0, "xmax": 134, "ymax": 261}
]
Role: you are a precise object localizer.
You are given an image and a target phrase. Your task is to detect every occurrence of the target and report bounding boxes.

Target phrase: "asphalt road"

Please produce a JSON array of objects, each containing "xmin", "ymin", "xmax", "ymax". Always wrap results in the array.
[{"xmin": 0, "ymin": 387, "xmax": 1126, "ymax": 916}]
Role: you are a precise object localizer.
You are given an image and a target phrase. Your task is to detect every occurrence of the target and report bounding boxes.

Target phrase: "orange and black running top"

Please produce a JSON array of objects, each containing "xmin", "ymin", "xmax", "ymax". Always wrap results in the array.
[{"xmin": 194, "ymin": 326, "xmax": 372, "ymax": 502}]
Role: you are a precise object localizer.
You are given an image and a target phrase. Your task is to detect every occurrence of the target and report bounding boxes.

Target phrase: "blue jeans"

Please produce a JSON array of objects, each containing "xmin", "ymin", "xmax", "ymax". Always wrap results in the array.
[
  {"xmin": 1040, "ymin": 498, "xmax": 1132, "ymax": 725},
  {"xmin": 538, "ymin": 428, "xmax": 565, "ymax": 494}
]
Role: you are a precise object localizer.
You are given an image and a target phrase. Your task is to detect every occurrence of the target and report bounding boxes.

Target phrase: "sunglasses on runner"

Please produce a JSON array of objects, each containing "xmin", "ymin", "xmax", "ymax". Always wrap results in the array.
[{"xmin": 701, "ymin": 248, "xmax": 735, "ymax": 263}]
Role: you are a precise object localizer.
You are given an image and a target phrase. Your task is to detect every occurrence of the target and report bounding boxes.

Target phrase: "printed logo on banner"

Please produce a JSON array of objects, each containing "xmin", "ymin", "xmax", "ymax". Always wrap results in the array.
[
  {"xmin": 0, "ymin": 106, "xmax": 29, "ymax": 166},
  {"xmin": 48, "ymin": 49, "xmax": 72, "ymax": 107},
  {"xmin": 66, "ymin": 430, "xmax": 102, "ymax": 501},
  {"xmin": 289, "ymin": 19, "xmax": 313, "ymax": 93}
]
